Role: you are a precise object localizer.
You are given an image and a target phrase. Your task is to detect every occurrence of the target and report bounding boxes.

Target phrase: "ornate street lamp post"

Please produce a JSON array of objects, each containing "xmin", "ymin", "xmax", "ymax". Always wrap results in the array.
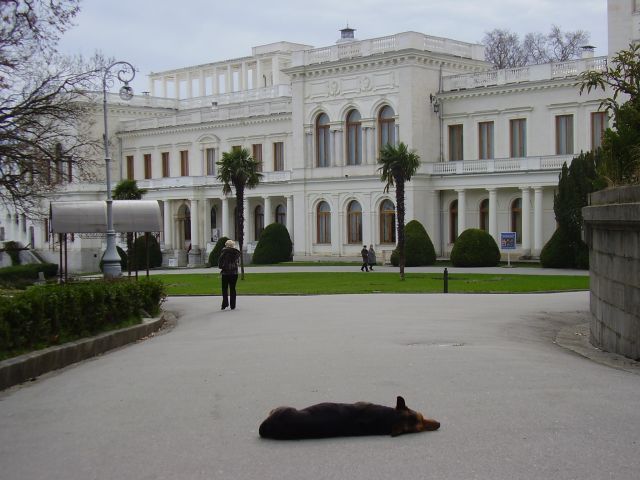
[{"xmin": 102, "ymin": 61, "xmax": 135, "ymax": 278}]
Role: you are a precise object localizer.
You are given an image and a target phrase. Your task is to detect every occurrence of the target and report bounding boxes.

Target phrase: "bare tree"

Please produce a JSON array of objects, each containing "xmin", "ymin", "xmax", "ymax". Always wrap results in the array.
[
  {"xmin": 0, "ymin": 0, "xmax": 103, "ymax": 215},
  {"xmin": 482, "ymin": 29, "xmax": 527, "ymax": 69},
  {"xmin": 484, "ymin": 25, "xmax": 591, "ymax": 68}
]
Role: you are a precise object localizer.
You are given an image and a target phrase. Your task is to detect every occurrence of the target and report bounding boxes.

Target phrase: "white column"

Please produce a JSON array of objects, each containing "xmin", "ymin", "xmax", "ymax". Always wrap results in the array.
[
  {"xmin": 362, "ymin": 127, "xmax": 369, "ymax": 165},
  {"xmin": 241, "ymin": 62, "xmax": 247, "ymax": 90},
  {"xmin": 203, "ymin": 199, "xmax": 212, "ymax": 243},
  {"xmin": 212, "ymin": 68, "xmax": 219, "ymax": 95},
  {"xmin": 286, "ymin": 195, "xmax": 294, "ymax": 243},
  {"xmin": 457, "ymin": 189, "xmax": 466, "ymax": 235},
  {"xmin": 190, "ymin": 199, "xmax": 199, "ymax": 249},
  {"xmin": 264, "ymin": 196, "xmax": 272, "ymax": 226},
  {"xmin": 488, "ymin": 188, "xmax": 498, "ymax": 244},
  {"xmin": 335, "ymin": 129, "xmax": 343, "ymax": 167},
  {"xmin": 305, "ymin": 131, "xmax": 313, "ymax": 168},
  {"xmin": 521, "ymin": 187, "xmax": 531, "ymax": 254},
  {"xmin": 162, "ymin": 77, "xmax": 168, "ymax": 98},
  {"xmin": 243, "ymin": 200, "xmax": 250, "ymax": 246},
  {"xmin": 149, "ymin": 77, "xmax": 155, "ymax": 96},
  {"xmin": 256, "ymin": 59, "xmax": 262, "ymax": 88},
  {"xmin": 222, "ymin": 197, "xmax": 230, "ymax": 238},
  {"xmin": 187, "ymin": 72, "xmax": 193, "ymax": 98},
  {"xmin": 163, "ymin": 200, "xmax": 172, "ymax": 249},
  {"xmin": 534, "ymin": 187, "xmax": 544, "ymax": 256},
  {"xmin": 226, "ymin": 65, "xmax": 232, "ymax": 93},
  {"xmin": 199, "ymin": 71, "xmax": 206, "ymax": 97},
  {"xmin": 427, "ymin": 190, "xmax": 440, "ymax": 255},
  {"xmin": 272, "ymin": 56, "xmax": 280, "ymax": 85}
]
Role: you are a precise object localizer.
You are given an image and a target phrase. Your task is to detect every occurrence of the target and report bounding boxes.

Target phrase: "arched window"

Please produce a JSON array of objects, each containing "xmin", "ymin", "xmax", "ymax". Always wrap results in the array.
[
  {"xmin": 210, "ymin": 206, "xmax": 217, "ymax": 229},
  {"xmin": 275, "ymin": 204, "xmax": 286, "ymax": 225},
  {"xmin": 379, "ymin": 105, "xmax": 395, "ymax": 149},
  {"xmin": 316, "ymin": 113, "xmax": 330, "ymax": 167},
  {"xmin": 511, "ymin": 198, "xmax": 522, "ymax": 243},
  {"xmin": 317, "ymin": 201, "xmax": 331, "ymax": 244},
  {"xmin": 380, "ymin": 199, "xmax": 396, "ymax": 244},
  {"xmin": 254, "ymin": 205, "xmax": 264, "ymax": 240},
  {"xmin": 479, "ymin": 199, "xmax": 489, "ymax": 232},
  {"xmin": 346, "ymin": 109, "xmax": 362, "ymax": 165},
  {"xmin": 449, "ymin": 200, "xmax": 458, "ymax": 244},
  {"xmin": 347, "ymin": 200, "xmax": 362, "ymax": 244}
]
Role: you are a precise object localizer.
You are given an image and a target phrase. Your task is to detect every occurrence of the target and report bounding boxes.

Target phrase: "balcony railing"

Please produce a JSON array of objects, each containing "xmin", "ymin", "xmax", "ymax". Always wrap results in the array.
[
  {"xmin": 291, "ymin": 31, "xmax": 485, "ymax": 66},
  {"xmin": 442, "ymin": 56, "xmax": 607, "ymax": 91},
  {"xmin": 424, "ymin": 155, "xmax": 574, "ymax": 175},
  {"xmin": 136, "ymin": 171, "xmax": 292, "ymax": 190}
]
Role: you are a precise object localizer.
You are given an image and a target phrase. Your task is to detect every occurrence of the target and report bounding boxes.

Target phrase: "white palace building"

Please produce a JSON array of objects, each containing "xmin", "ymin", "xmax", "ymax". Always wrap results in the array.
[{"xmin": 2, "ymin": 0, "xmax": 638, "ymax": 271}]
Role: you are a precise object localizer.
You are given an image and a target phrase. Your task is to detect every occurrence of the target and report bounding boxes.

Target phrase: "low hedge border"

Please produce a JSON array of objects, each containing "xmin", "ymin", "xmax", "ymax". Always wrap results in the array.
[
  {"xmin": 0, "ymin": 313, "xmax": 171, "ymax": 390},
  {"xmin": 0, "ymin": 278, "xmax": 166, "ymax": 358}
]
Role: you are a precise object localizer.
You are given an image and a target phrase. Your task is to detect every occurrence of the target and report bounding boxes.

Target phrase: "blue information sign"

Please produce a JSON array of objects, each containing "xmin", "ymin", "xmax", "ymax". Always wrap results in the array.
[{"xmin": 500, "ymin": 232, "xmax": 517, "ymax": 250}]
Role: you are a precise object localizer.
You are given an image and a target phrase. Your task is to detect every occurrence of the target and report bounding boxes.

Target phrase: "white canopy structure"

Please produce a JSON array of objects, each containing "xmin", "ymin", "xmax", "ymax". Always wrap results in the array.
[{"xmin": 50, "ymin": 201, "xmax": 162, "ymax": 234}]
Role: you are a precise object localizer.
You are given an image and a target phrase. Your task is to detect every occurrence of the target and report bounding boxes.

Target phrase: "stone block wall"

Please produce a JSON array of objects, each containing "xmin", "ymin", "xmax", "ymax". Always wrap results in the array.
[{"xmin": 583, "ymin": 185, "xmax": 640, "ymax": 360}]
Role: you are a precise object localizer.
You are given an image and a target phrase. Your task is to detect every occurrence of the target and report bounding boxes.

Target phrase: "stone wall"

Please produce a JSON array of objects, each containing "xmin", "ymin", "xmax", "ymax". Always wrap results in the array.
[{"xmin": 583, "ymin": 185, "xmax": 640, "ymax": 360}]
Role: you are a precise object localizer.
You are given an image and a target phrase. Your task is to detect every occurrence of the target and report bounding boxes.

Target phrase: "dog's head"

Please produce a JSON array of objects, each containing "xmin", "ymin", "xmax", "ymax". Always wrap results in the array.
[{"xmin": 391, "ymin": 396, "xmax": 440, "ymax": 437}]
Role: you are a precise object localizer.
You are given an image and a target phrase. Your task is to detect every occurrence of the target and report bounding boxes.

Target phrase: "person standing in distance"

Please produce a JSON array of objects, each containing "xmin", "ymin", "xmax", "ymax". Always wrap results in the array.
[
  {"xmin": 360, "ymin": 245, "xmax": 369, "ymax": 272},
  {"xmin": 218, "ymin": 239, "xmax": 241, "ymax": 310},
  {"xmin": 368, "ymin": 244, "xmax": 376, "ymax": 271}
]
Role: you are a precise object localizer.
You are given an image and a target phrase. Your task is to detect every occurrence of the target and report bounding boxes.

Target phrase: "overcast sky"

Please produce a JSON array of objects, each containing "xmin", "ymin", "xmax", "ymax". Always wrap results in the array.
[{"xmin": 58, "ymin": 0, "xmax": 608, "ymax": 94}]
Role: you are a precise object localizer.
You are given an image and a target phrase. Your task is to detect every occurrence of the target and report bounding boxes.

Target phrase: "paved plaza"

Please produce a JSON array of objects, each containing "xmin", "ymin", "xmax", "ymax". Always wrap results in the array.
[{"xmin": 1, "ymin": 291, "xmax": 639, "ymax": 479}]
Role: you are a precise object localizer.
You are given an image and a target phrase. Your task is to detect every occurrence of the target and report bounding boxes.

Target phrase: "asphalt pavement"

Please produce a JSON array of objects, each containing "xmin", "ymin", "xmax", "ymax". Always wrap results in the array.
[{"xmin": 1, "ymin": 291, "xmax": 639, "ymax": 480}]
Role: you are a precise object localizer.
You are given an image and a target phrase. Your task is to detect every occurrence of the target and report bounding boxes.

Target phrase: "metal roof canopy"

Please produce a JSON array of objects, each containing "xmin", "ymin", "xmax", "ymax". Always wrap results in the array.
[{"xmin": 50, "ymin": 200, "xmax": 162, "ymax": 234}]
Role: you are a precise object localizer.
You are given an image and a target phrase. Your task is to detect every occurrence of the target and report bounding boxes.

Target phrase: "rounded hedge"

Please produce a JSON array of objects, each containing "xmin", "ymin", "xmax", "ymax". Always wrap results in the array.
[
  {"xmin": 450, "ymin": 228, "xmax": 500, "ymax": 267},
  {"xmin": 99, "ymin": 246, "xmax": 128, "ymax": 272},
  {"xmin": 252, "ymin": 223, "xmax": 293, "ymax": 264},
  {"xmin": 390, "ymin": 220, "xmax": 436, "ymax": 267},
  {"xmin": 540, "ymin": 228, "xmax": 589, "ymax": 269},
  {"xmin": 208, "ymin": 236, "xmax": 229, "ymax": 267},
  {"xmin": 129, "ymin": 234, "xmax": 163, "ymax": 270}
]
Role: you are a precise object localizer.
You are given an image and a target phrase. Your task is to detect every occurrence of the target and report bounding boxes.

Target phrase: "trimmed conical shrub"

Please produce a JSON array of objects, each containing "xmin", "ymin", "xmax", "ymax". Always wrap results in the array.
[
  {"xmin": 450, "ymin": 228, "xmax": 500, "ymax": 267},
  {"xmin": 390, "ymin": 220, "xmax": 436, "ymax": 267},
  {"xmin": 208, "ymin": 236, "xmax": 229, "ymax": 267},
  {"xmin": 252, "ymin": 223, "xmax": 293, "ymax": 264}
]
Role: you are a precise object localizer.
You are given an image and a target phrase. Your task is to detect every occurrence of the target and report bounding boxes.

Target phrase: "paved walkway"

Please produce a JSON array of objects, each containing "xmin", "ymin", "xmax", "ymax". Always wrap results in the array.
[{"xmin": 1, "ymin": 291, "xmax": 639, "ymax": 480}]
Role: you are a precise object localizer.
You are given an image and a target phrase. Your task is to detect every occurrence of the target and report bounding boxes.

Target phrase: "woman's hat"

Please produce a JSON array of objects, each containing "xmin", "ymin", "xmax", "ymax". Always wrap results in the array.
[{"xmin": 225, "ymin": 239, "xmax": 236, "ymax": 248}]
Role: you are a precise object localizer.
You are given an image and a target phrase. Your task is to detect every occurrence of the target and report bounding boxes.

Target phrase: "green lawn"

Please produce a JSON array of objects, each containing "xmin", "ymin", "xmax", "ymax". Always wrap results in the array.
[{"xmin": 155, "ymin": 272, "xmax": 589, "ymax": 295}]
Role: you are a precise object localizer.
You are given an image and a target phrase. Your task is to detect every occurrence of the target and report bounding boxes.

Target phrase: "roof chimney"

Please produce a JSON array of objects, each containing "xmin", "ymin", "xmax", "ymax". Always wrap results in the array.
[
  {"xmin": 337, "ymin": 25, "xmax": 357, "ymax": 44},
  {"xmin": 580, "ymin": 45, "xmax": 595, "ymax": 59}
]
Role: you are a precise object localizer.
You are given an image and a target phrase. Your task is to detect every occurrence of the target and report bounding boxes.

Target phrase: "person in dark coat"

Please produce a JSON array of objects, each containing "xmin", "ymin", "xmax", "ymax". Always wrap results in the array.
[
  {"xmin": 368, "ymin": 245, "xmax": 376, "ymax": 271},
  {"xmin": 218, "ymin": 239, "xmax": 241, "ymax": 310},
  {"xmin": 360, "ymin": 245, "xmax": 369, "ymax": 272}
]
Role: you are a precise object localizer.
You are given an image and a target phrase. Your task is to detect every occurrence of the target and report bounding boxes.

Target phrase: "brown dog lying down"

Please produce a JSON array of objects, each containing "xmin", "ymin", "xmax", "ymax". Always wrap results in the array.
[{"xmin": 259, "ymin": 396, "xmax": 440, "ymax": 440}]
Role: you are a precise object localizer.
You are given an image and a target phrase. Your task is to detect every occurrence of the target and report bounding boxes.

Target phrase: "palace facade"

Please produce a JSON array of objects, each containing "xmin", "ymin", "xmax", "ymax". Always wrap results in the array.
[{"xmin": 3, "ymin": 0, "xmax": 638, "ymax": 272}]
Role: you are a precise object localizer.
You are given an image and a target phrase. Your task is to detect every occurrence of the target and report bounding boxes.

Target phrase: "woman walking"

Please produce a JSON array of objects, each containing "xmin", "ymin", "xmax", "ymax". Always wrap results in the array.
[
  {"xmin": 368, "ymin": 245, "xmax": 376, "ymax": 271},
  {"xmin": 218, "ymin": 239, "xmax": 241, "ymax": 310}
]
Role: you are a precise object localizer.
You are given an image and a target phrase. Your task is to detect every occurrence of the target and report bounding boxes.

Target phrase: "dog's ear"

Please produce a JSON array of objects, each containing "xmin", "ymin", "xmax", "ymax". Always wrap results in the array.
[{"xmin": 396, "ymin": 396, "xmax": 407, "ymax": 411}]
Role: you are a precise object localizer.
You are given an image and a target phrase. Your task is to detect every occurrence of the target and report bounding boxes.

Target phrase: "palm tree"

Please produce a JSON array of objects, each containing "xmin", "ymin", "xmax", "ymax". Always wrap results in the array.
[
  {"xmin": 216, "ymin": 147, "xmax": 262, "ymax": 279},
  {"xmin": 378, "ymin": 142, "xmax": 421, "ymax": 280}
]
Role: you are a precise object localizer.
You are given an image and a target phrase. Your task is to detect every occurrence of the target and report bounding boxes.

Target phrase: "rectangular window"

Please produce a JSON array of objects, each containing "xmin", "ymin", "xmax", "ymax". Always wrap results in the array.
[
  {"xmin": 510, "ymin": 119, "xmax": 527, "ymax": 157},
  {"xmin": 206, "ymin": 148, "xmax": 216, "ymax": 176},
  {"xmin": 126, "ymin": 155, "xmax": 134, "ymax": 180},
  {"xmin": 66, "ymin": 158, "xmax": 72, "ymax": 183},
  {"xmin": 591, "ymin": 112, "xmax": 608, "ymax": 150},
  {"xmin": 144, "ymin": 154, "xmax": 152, "ymax": 179},
  {"xmin": 180, "ymin": 150, "xmax": 189, "ymax": 176},
  {"xmin": 274, "ymin": 142, "xmax": 284, "ymax": 171},
  {"xmin": 556, "ymin": 115, "xmax": 574, "ymax": 155},
  {"xmin": 162, "ymin": 152, "xmax": 170, "ymax": 177},
  {"xmin": 478, "ymin": 121, "xmax": 494, "ymax": 160},
  {"xmin": 232, "ymin": 145, "xmax": 241, "ymax": 152},
  {"xmin": 448, "ymin": 124, "xmax": 463, "ymax": 161},
  {"xmin": 252, "ymin": 144, "xmax": 263, "ymax": 172}
]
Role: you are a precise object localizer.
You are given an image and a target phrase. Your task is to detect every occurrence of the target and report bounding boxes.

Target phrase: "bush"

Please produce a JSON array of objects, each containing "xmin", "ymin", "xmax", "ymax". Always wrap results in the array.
[
  {"xmin": 99, "ymin": 246, "xmax": 127, "ymax": 272},
  {"xmin": 0, "ymin": 278, "xmax": 166, "ymax": 357},
  {"xmin": 252, "ymin": 223, "xmax": 293, "ymax": 264},
  {"xmin": 0, "ymin": 263, "xmax": 58, "ymax": 288},
  {"xmin": 208, "ymin": 236, "xmax": 229, "ymax": 267},
  {"xmin": 540, "ymin": 228, "xmax": 589, "ymax": 269},
  {"xmin": 129, "ymin": 234, "xmax": 163, "ymax": 271},
  {"xmin": 390, "ymin": 220, "xmax": 436, "ymax": 267},
  {"xmin": 3, "ymin": 241, "xmax": 22, "ymax": 265},
  {"xmin": 450, "ymin": 228, "xmax": 500, "ymax": 267}
]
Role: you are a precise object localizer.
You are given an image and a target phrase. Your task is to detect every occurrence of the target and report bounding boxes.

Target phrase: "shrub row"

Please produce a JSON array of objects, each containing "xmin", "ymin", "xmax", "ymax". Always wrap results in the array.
[
  {"xmin": 0, "ymin": 263, "xmax": 58, "ymax": 288},
  {"xmin": 0, "ymin": 278, "xmax": 166, "ymax": 355}
]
